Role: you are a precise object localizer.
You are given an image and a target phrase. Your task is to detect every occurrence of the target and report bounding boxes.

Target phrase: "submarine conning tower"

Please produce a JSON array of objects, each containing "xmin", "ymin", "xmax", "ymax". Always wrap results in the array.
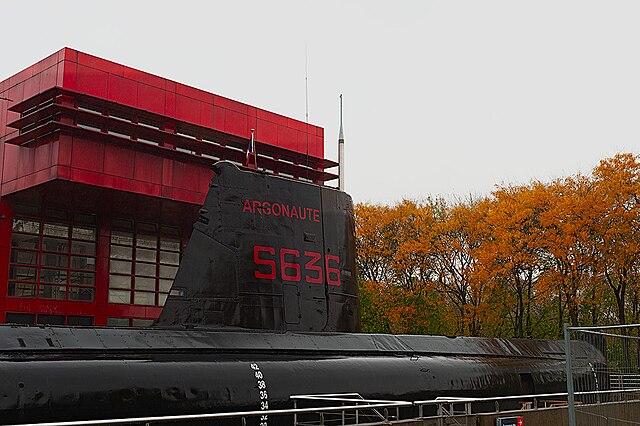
[{"xmin": 156, "ymin": 161, "xmax": 359, "ymax": 332}]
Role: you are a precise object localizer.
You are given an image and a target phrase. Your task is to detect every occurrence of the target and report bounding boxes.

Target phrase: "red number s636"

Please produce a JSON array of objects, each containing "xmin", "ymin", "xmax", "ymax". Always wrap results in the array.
[{"xmin": 253, "ymin": 245, "xmax": 340, "ymax": 286}]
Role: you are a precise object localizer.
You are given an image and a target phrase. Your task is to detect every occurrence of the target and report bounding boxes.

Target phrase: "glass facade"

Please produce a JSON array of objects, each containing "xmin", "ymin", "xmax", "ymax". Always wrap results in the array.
[
  {"xmin": 108, "ymin": 220, "xmax": 180, "ymax": 308},
  {"xmin": 9, "ymin": 210, "xmax": 97, "ymax": 302},
  {"xmin": 6, "ymin": 207, "xmax": 182, "ymax": 327}
]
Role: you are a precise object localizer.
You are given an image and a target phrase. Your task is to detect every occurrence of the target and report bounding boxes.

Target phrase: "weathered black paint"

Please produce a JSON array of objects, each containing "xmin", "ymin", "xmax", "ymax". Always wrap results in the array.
[
  {"xmin": 0, "ymin": 326, "xmax": 605, "ymax": 424},
  {"xmin": 0, "ymin": 162, "xmax": 607, "ymax": 424}
]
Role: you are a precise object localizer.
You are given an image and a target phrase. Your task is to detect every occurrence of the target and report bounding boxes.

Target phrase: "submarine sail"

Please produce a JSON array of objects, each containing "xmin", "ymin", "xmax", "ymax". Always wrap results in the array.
[{"xmin": 156, "ymin": 161, "xmax": 359, "ymax": 332}]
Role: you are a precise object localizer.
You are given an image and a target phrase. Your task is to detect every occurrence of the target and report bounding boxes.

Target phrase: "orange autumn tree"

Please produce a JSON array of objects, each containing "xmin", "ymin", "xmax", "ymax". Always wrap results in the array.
[
  {"xmin": 392, "ymin": 199, "xmax": 444, "ymax": 289},
  {"xmin": 463, "ymin": 198, "xmax": 506, "ymax": 336},
  {"xmin": 355, "ymin": 152, "xmax": 640, "ymax": 337},
  {"xmin": 590, "ymin": 153, "xmax": 640, "ymax": 326},
  {"xmin": 355, "ymin": 203, "xmax": 400, "ymax": 332},
  {"xmin": 393, "ymin": 199, "xmax": 453, "ymax": 334},
  {"xmin": 354, "ymin": 204, "xmax": 397, "ymax": 283},
  {"xmin": 529, "ymin": 176, "xmax": 600, "ymax": 333},
  {"xmin": 480, "ymin": 182, "xmax": 550, "ymax": 338},
  {"xmin": 356, "ymin": 200, "xmax": 451, "ymax": 334},
  {"xmin": 360, "ymin": 280, "xmax": 449, "ymax": 334},
  {"xmin": 419, "ymin": 199, "xmax": 491, "ymax": 336}
]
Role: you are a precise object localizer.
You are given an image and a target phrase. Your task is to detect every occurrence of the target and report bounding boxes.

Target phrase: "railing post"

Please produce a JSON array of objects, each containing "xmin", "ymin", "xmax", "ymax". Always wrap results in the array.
[
  {"xmin": 293, "ymin": 399, "xmax": 298, "ymax": 426},
  {"xmin": 342, "ymin": 402, "xmax": 345, "ymax": 425},
  {"xmin": 565, "ymin": 322, "xmax": 577, "ymax": 426}
]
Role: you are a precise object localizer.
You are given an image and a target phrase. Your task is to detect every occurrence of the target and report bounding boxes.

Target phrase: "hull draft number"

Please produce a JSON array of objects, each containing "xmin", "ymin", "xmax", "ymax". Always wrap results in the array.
[{"xmin": 251, "ymin": 362, "xmax": 269, "ymax": 426}]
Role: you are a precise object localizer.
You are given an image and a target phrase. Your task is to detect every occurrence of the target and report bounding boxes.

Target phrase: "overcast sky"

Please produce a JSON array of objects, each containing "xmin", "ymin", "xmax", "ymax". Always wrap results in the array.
[{"xmin": 2, "ymin": 1, "xmax": 639, "ymax": 204}]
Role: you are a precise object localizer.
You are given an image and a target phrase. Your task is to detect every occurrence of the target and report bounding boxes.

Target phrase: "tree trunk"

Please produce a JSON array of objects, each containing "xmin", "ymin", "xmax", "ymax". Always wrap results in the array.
[
  {"xmin": 558, "ymin": 290, "xmax": 563, "ymax": 339},
  {"xmin": 525, "ymin": 271, "xmax": 532, "ymax": 338}
]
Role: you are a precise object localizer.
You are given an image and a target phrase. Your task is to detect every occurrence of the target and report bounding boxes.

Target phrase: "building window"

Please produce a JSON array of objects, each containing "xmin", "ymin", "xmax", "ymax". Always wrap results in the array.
[
  {"xmin": 9, "ymin": 210, "xmax": 97, "ymax": 301},
  {"xmin": 5, "ymin": 313, "xmax": 36, "ymax": 325},
  {"xmin": 37, "ymin": 314, "xmax": 65, "ymax": 325},
  {"xmin": 107, "ymin": 317, "xmax": 131, "ymax": 327},
  {"xmin": 5, "ymin": 313, "xmax": 92, "ymax": 326},
  {"xmin": 108, "ymin": 220, "xmax": 180, "ymax": 306},
  {"xmin": 67, "ymin": 316, "xmax": 94, "ymax": 326},
  {"xmin": 106, "ymin": 317, "xmax": 154, "ymax": 327}
]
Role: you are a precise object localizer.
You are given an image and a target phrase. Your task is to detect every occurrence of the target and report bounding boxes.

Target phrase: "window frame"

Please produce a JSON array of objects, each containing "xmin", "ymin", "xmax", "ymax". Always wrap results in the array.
[
  {"xmin": 8, "ymin": 210, "xmax": 98, "ymax": 302},
  {"xmin": 108, "ymin": 220, "xmax": 180, "ymax": 307}
]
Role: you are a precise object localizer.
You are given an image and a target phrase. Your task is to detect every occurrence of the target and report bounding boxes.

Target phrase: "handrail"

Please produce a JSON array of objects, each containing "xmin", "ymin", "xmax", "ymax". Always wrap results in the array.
[
  {"xmin": 291, "ymin": 393, "xmax": 409, "ymax": 425},
  {"xmin": 414, "ymin": 388, "xmax": 640, "ymax": 419},
  {"xmin": 414, "ymin": 387, "xmax": 640, "ymax": 406},
  {"xmin": 292, "ymin": 394, "xmax": 405, "ymax": 404},
  {"xmin": 8, "ymin": 388, "xmax": 640, "ymax": 426},
  {"xmin": 7, "ymin": 399, "xmax": 413, "ymax": 426}
]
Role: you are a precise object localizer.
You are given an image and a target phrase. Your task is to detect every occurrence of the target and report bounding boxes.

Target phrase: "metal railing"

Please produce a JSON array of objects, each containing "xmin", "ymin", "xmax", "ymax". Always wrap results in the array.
[
  {"xmin": 8, "ymin": 388, "xmax": 640, "ymax": 426},
  {"xmin": 414, "ymin": 388, "xmax": 640, "ymax": 426},
  {"xmin": 291, "ymin": 393, "xmax": 412, "ymax": 425},
  {"xmin": 6, "ymin": 394, "xmax": 413, "ymax": 426},
  {"xmin": 610, "ymin": 373, "xmax": 640, "ymax": 389}
]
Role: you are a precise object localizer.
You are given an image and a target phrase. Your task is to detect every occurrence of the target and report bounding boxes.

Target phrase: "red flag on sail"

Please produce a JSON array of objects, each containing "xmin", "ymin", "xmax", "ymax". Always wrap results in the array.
[{"xmin": 245, "ymin": 129, "xmax": 257, "ymax": 169}]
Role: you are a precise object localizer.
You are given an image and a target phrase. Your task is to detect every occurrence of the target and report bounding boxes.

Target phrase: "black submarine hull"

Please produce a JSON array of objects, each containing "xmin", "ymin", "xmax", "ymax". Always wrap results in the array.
[
  {"xmin": 0, "ymin": 162, "xmax": 607, "ymax": 424},
  {"xmin": 0, "ymin": 326, "xmax": 605, "ymax": 424}
]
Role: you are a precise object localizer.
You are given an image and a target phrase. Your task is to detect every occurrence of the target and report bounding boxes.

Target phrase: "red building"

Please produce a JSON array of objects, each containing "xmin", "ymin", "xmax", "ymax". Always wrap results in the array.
[{"xmin": 0, "ymin": 48, "xmax": 336, "ymax": 327}]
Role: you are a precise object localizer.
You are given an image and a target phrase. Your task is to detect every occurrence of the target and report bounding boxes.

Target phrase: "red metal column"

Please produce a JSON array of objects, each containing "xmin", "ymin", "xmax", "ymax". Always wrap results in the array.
[
  {"xmin": 93, "ymin": 197, "xmax": 112, "ymax": 326},
  {"xmin": 0, "ymin": 199, "xmax": 13, "ymax": 322}
]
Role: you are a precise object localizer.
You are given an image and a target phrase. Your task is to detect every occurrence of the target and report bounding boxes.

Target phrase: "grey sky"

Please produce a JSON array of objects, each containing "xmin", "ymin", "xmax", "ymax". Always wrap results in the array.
[{"xmin": 2, "ymin": 1, "xmax": 638, "ymax": 204}]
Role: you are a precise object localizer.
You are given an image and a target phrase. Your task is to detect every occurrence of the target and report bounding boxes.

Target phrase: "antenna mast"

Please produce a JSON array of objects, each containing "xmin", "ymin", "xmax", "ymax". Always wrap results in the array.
[
  {"xmin": 305, "ymin": 44, "xmax": 310, "ymax": 174},
  {"xmin": 338, "ymin": 94, "xmax": 345, "ymax": 191}
]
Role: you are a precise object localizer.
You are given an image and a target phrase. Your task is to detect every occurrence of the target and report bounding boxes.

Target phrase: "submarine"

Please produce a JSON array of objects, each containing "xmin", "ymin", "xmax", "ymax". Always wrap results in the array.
[{"xmin": 0, "ymin": 161, "xmax": 605, "ymax": 424}]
